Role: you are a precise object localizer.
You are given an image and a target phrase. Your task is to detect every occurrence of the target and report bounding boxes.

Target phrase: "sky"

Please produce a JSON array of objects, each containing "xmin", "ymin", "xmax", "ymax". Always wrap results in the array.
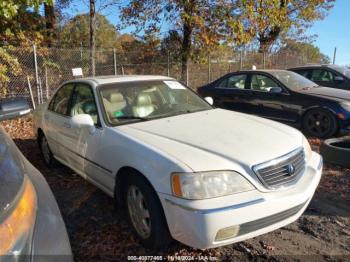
[
  {"xmin": 306, "ymin": 0, "xmax": 350, "ymax": 65},
  {"xmin": 64, "ymin": 0, "xmax": 350, "ymax": 65}
]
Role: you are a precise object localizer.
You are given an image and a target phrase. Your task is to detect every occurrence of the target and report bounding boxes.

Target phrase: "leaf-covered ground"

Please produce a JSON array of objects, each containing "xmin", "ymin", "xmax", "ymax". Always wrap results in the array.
[{"xmin": 2, "ymin": 116, "xmax": 350, "ymax": 261}]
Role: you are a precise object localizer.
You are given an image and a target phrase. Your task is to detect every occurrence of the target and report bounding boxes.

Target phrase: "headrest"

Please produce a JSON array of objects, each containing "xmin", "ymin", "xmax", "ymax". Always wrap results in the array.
[
  {"xmin": 110, "ymin": 93, "xmax": 124, "ymax": 103},
  {"xmin": 135, "ymin": 93, "xmax": 152, "ymax": 107}
]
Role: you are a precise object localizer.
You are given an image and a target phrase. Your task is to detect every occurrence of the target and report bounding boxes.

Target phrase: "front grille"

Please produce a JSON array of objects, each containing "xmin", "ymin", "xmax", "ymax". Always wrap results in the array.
[
  {"xmin": 237, "ymin": 201, "xmax": 307, "ymax": 236},
  {"xmin": 253, "ymin": 148, "xmax": 305, "ymax": 189}
]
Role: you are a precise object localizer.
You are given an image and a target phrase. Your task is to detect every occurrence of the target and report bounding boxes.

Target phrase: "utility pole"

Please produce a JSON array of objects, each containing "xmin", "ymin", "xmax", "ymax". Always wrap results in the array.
[
  {"xmin": 333, "ymin": 47, "xmax": 337, "ymax": 64},
  {"xmin": 89, "ymin": 0, "xmax": 96, "ymax": 76}
]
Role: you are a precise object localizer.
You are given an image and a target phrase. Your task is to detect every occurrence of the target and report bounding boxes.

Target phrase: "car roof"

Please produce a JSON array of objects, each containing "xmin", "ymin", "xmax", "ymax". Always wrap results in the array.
[
  {"xmin": 289, "ymin": 64, "xmax": 335, "ymax": 70},
  {"xmin": 65, "ymin": 75, "xmax": 175, "ymax": 86},
  {"xmin": 233, "ymin": 69, "xmax": 290, "ymax": 74}
]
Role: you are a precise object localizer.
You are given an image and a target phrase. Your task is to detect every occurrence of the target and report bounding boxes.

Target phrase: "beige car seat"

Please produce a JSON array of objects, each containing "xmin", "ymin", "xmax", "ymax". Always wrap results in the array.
[
  {"xmin": 103, "ymin": 93, "xmax": 127, "ymax": 121},
  {"xmin": 132, "ymin": 93, "xmax": 154, "ymax": 117}
]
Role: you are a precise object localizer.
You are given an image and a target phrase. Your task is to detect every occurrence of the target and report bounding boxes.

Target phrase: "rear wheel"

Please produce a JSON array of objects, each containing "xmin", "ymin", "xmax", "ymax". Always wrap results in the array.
[
  {"xmin": 123, "ymin": 172, "xmax": 171, "ymax": 249},
  {"xmin": 303, "ymin": 109, "xmax": 338, "ymax": 138},
  {"xmin": 39, "ymin": 134, "xmax": 57, "ymax": 167}
]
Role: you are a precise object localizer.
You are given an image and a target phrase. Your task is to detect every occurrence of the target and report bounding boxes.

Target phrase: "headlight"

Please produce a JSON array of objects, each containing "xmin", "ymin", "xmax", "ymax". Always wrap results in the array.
[
  {"xmin": 302, "ymin": 135, "xmax": 312, "ymax": 161},
  {"xmin": 0, "ymin": 178, "xmax": 37, "ymax": 255},
  {"xmin": 171, "ymin": 171, "xmax": 255, "ymax": 200},
  {"xmin": 341, "ymin": 102, "xmax": 350, "ymax": 112}
]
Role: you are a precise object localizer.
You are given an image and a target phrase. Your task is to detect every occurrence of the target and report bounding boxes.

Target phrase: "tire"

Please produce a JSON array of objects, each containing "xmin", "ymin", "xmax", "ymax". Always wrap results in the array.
[
  {"xmin": 320, "ymin": 137, "xmax": 350, "ymax": 167},
  {"xmin": 302, "ymin": 109, "xmax": 338, "ymax": 138},
  {"xmin": 39, "ymin": 133, "xmax": 57, "ymax": 168},
  {"xmin": 123, "ymin": 172, "xmax": 172, "ymax": 249}
]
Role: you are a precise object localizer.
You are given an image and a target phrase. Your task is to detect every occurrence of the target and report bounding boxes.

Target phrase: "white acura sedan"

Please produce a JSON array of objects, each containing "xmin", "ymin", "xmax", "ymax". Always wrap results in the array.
[{"xmin": 33, "ymin": 75, "xmax": 322, "ymax": 249}]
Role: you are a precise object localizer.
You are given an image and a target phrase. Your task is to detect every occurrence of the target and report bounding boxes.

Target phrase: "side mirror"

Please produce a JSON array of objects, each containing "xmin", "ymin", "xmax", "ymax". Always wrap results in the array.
[
  {"xmin": 334, "ymin": 76, "xmax": 345, "ymax": 81},
  {"xmin": 0, "ymin": 97, "xmax": 31, "ymax": 121},
  {"xmin": 270, "ymin": 87, "xmax": 283, "ymax": 94},
  {"xmin": 204, "ymin": 96, "xmax": 214, "ymax": 105},
  {"xmin": 71, "ymin": 114, "xmax": 96, "ymax": 134}
]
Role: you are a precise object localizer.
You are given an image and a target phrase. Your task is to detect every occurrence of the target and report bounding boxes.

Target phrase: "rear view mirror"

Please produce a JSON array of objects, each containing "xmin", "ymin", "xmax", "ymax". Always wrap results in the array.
[
  {"xmin": 334, "ymin": 76, "xmax": 344, "ymax": 81},
  {"xmin": 204, "ymin": 97, "xmax": 214, "ymax": 105},
  {"xmin": 71, "ymin": 114, "xmax": 96, "ymax": 134},
  {"xmin": 270, "ymin": 87, "xmax": 283, "ymax": 94},
  {"xmin": 0, "ymin": 97, "xmax": 31, "ymax": 121}
]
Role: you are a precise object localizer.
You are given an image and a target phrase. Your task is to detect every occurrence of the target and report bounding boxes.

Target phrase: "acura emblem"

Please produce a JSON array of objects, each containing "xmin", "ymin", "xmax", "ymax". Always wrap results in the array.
[{"xmin": 286, "ymin": 164, "xmax": 295, "ymax": 175}]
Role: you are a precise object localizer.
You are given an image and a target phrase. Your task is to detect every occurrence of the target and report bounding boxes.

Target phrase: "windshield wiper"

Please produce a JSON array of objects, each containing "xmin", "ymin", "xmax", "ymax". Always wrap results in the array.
[
  {"xmin": 115, "ymin": 116, "xmax": 149, "ymax": 121},
  {"xmin": 301, "ymin": 85, "xmax": 318, "ymax": 90}
]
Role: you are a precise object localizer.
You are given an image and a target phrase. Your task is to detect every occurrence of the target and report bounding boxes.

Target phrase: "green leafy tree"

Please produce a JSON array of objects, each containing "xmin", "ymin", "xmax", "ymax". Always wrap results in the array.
[
  {"xmin": 0, "ymin": 0, "xmax": 53, "ymax": 95},
  {"xmin": 58, "ymin": 13, "xmax": 120, "ymax": 49},
  {"xmin": 238, "ymin": 0, "xmax": 335, "ymax": 52},
  {"xmin": 280, "ymin": 39, "xmax": 330, "ymax": 64},
  {"xmin": 121, "ymin": 0, "xmax": 249, "ymax": 81}
]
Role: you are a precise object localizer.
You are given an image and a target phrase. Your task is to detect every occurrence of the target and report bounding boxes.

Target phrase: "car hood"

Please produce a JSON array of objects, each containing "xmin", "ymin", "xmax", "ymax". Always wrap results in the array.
[
  {"xmin": 0, "ymin": 127, "xmax": 24, "ymax": 217},
  {"xmin": 297, "ymin": 86, "xmax": 350, "ymax": 101},
  {"xmin": 119, "ymin": 109, "xmax": 303, "ymax": 172}
]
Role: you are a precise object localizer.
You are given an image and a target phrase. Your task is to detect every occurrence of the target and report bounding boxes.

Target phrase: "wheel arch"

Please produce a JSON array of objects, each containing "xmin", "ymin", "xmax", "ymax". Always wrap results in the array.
[
  {"xmin": 302, "ymin": 105, "xmax": 339, "ymax": 123},
  {"xmin": 114, "ymin": 166, "xmax": 158, "ymax": 207}
]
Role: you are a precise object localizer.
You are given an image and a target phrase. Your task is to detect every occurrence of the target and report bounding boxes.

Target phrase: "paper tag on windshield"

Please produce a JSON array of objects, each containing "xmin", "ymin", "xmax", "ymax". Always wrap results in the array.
[{"xmin": 164, "ymin": 81, "xmax": 186, "ymax": 90}]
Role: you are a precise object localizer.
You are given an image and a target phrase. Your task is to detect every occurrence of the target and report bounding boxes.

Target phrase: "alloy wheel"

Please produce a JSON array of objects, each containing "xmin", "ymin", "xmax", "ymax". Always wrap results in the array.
[
  {"xmin": 41, "ymin": 136, "xmax": 51, "ymax": 165},
  {"xmin": 305, "ymin": 111, "xmax": 334, "ymax": 137},
  {"xmin": 127, "ymin": 185, "xmax": 151, "ymax": 239}
]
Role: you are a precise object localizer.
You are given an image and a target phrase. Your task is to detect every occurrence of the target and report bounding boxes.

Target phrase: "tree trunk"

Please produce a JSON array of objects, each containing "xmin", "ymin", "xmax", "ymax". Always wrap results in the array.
[
  {"xmin": 44, "ymin": 3, "xmax": 56, "ymax": 47},
  {"xmin": 180, "ymin": 1, "xmax": 195, "ymax": 83},
  {"xmin": 181, "ymin": 21, "xmax": 192, "ymax": 83},
  {"xmin": 89, "ymin": 0, "xmax": 96, "ymax": 76}
]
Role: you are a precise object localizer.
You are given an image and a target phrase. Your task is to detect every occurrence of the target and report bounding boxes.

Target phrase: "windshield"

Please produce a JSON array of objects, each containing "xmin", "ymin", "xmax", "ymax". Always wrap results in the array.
[
  {"xmin": 269, "ymin": 70, "xmax": 318, "ymax": 90},
  {"xmin": 99, "ymin": 80, "xmax": 213, "ymax": 125},
  {"xmin": 329, "ymin": 65, "xmax": 350, "ymax": 78}
]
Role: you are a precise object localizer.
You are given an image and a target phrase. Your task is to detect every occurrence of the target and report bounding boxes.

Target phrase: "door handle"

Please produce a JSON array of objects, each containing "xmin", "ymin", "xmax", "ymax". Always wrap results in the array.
[{"xmin": 63, "ymin": 122, "xmax": 71, "ymax": 128}]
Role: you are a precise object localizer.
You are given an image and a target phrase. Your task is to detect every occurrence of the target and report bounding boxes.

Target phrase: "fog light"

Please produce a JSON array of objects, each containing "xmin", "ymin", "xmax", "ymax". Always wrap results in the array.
[{"xmin": 215, "ymin": 225, "xmax": 240, "ymax": 241}]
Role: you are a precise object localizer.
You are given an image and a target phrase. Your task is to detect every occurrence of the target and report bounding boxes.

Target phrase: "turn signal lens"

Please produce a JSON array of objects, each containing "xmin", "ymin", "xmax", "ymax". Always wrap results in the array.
[
  {"xmin": 171, "ymin": 174, "xmax": 182, "ymax": 197},
  {"xmin": 0, "ymin": 178, "xmax": 37, "ymax": 255}
]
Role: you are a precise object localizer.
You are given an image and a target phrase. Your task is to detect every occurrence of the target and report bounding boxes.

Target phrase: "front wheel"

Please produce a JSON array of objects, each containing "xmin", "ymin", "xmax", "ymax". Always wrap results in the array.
[
  {"xmin": 124, "ymin": 173, "xmax": 171, "ymax": 249},
  {"xmin": 39, "ymin": 134, "xmax": 57, "ymax": 167},
  {"xmin": 303, "ymin": 109, "xmax": 338, "ymax": 138}
]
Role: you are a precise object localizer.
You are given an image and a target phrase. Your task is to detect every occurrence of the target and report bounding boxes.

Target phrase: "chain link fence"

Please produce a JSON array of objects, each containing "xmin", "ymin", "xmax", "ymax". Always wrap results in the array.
[{"xmin": 1, "ymin": 45, "xmax": 309, "ymax": 108}]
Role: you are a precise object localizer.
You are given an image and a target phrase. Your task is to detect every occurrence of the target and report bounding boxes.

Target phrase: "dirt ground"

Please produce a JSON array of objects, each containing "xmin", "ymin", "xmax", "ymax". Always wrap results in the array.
[{"xmin": 3, "ymin": 116, "xmax": 350, "ymax": 261}]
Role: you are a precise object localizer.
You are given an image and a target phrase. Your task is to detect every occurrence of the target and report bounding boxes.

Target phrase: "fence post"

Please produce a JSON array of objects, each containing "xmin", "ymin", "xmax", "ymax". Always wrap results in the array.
[
  {"xmin": 284, "ymin": 52, "xmax": 288, "ymax": 69},
  {"xmin": 240, "ymin": 49, "xmax": 243, "ymax": 70},
  {"xmin": 45, "ymin": 66, "xmax": 49, "ymax": 100},
  {"xmin": 27, "ymin": 77, "xmax": 36, "ymax": 109},
  {"xmin": 167, "ymin": 51, "xmax": 170, "ymax": 77},
  {"xmin": 80, "ymin": 42, "xmax": 83, "ymax": 62},
  {"xmin": 263, "ymin": 52, "xmax": 266, "ymax": 69},
  {"xmin": 33, "ymin": 45, "xmax": 40, "ymax": 104},
  {"xmin": 208, "ymin": 53, "xmax": 211, "ymax": 82},
  {"xmin": 186, "ymin": 60, "xmax": 189, "ymax": 86},
  {"xmin": 113, "ymin": 48, "xmax": 117, "ymax": 75}
]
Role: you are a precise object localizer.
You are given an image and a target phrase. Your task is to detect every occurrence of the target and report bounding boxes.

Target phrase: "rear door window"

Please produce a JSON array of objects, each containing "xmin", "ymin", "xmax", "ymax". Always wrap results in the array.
[{"xmin": 310, "ymin": 69, "xmax": 335, "ymax": 82}]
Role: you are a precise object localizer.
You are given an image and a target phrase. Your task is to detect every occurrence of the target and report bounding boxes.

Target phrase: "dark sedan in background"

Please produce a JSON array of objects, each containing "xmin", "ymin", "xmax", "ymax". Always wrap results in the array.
[
  {"xmin": 0, "ymin": 98, "xmax": 72, "ymax": 260},
  {"xmin": 289, "ymin": 64, "xmax": 350, "ymax": 91},
  {"xmin": 198, "ymin": 70, "xmax": 350, "ymax": 138}
]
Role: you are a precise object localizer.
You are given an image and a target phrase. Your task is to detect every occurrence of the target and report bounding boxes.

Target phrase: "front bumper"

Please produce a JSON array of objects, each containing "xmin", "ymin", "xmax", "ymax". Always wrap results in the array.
[{"xmin": 159, "ymin": 151, "xmax": 322, "ymax": 249}]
